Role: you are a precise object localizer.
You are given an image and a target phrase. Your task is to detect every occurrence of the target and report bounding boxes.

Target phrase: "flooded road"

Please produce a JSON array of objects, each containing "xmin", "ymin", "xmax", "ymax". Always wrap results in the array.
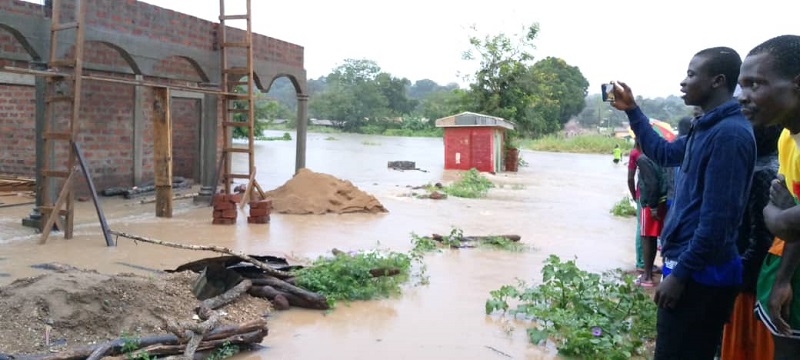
[{"xmin": 0, "ymin": 130, "xmax": 637, "ymax": 359}]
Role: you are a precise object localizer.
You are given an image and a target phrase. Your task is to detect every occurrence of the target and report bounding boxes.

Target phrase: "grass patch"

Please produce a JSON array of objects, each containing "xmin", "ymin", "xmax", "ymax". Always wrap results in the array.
[
  {"xmin": 486, "ymin": 255, "xmax": 656, "ymax": 359},
  {"xmin": 610, "ymin": 196, "xmax": 636, "ymax": 217},
  {"xmin": 255, "ymin": 132, "xmax": 292, "ymax": 141},
  {"xmin": 293, "ymin": 249, "xmax": 419, "ymax": 308},
  {"xmin": 382, "ymin": 127, "xmax": 443, "ymax": 137},
  {"xmin": 478, "ymin": 236, "xmax": 528, "ymax": 252},
  {"xmin": 519, "ymin": 134, "xmax": 632, "ymax": 154},
  {"xmin": 442, "ymin": 168, "xmax": 494, "ymax": 198},
  {"xmin": 263, "ymin": 123, "xmax": 342, "ymax": 134},
  {"xmin": 411, "ymin": 228, "xmax": 527, "ymax": 252}
]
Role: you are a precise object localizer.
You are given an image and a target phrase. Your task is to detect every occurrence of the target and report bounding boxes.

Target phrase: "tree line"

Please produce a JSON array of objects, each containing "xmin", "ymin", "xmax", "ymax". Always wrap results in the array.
[{"xmin": 247, "ymin": 24, "xmax": 694, "ymax": 138}]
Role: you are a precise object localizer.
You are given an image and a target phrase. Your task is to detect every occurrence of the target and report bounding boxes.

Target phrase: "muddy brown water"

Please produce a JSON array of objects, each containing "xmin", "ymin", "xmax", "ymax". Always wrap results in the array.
[{"xmin": 0, "ymin": 131, "xmax": 637, "ymax": 359}]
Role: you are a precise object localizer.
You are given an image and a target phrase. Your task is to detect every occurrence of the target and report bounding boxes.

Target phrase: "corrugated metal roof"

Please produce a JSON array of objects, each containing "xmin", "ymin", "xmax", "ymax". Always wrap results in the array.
[{"xmin": 434, "ymin": 112, "xmax": 515, "ymax": 130}]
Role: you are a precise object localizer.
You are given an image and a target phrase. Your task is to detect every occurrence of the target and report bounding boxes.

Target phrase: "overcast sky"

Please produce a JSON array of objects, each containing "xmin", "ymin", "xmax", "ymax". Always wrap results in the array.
[{"xmin": 25, "ymin": 0, "xmax": 800, "ymax": 98}]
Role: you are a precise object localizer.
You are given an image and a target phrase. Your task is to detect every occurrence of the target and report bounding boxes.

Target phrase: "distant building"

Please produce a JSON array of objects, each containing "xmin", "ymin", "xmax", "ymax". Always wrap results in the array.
[{"xmin": 434, "ymin": 112, "xmax": 515, "ymax": 173}]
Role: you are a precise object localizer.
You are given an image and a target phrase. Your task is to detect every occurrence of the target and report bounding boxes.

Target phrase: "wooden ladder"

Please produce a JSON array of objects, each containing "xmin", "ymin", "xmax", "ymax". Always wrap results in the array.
[
  {"xmin": 218, "ymin": 0, "xmax": 265, "ymax": 205},
  {"xmin": 40, "ymin": 0, "xmax": 86, "ymax": 240}
]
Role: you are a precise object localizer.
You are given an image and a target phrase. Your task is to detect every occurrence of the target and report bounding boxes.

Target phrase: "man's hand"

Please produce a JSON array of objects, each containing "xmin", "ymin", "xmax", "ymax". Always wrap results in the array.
[
  {"xmin": 768, "ymin": 281, "xmax": 794, "ymax": 335},
  {"xmin": 770, "ymin": 175, "xmax": 795, "ymax": 209},
  {"xmin": 609, "ymin": 81, "xmax": 638, "ymax": 111},
  {"xmin": 650, "ymin": 207, "xmax": 660, "ymax": 221},
  {"xmin": 654, "ymin": 274, "xmax": 685, "ymax": 309}
]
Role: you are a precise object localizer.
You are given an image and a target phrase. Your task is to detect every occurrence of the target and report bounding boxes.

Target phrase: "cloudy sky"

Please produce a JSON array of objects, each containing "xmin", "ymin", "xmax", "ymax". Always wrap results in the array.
[{"xmin": 26, "ymin": 0, "xmax": 800, "ymax": 98}]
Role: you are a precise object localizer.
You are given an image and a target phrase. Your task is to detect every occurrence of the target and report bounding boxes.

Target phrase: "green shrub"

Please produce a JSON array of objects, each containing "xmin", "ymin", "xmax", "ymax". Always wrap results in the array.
[
  {"xmin": 610, "ymin": 196, "xmax": 637, "ymax": 217},
  {"xmin": 486, "ymin": 255, "xmax": 656, "ymax": 359},
  {"xmin": 442, "ymin": 168, "xmax": 494, "ymax": 198}
]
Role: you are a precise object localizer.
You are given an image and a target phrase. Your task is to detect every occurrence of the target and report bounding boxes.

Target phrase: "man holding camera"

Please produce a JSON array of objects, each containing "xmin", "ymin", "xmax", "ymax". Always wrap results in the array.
[{"xmin": 610, "ymin": 47, "xmax": 756, "ymax": 359}]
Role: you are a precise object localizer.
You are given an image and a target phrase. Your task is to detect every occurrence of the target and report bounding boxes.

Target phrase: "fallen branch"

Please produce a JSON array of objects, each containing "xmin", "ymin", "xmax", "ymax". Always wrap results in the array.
[
  {"xmin": 431, "ymin": 234, "xmax": 521, "ymax": 242},
  {"xmin": 138, "ymin": 193, "xmax": 198, "ymax": 204},
  {"xmin": 11, "ymin": 319, "xmax": 267, "ymax": 360},
  {"xmin": 249, "ymin": 277, "xmax": 329, "ymax": 310},
  {"xmin": 109, "ymin": 231, "xmax": 292, "ymax": 279},
  {"xmin": 197, "ymin": 279, "xmax": 252, "ymax": 313}
]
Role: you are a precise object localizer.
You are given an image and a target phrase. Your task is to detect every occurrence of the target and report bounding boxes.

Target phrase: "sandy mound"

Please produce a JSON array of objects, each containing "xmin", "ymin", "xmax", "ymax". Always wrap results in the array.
[
  {"xmin": 265, "ymin": 168, "xmax": 388, "ymax": 215},
  {"xmin": 0, "ymin": 268, "xmax": 272, "ymax": 355}
]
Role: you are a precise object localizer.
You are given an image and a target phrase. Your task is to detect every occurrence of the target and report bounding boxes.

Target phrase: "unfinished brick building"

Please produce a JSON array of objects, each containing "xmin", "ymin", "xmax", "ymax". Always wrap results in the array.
[{"xmin": 0, "ymin": 0, "xmax": 309, "ymax": 228}]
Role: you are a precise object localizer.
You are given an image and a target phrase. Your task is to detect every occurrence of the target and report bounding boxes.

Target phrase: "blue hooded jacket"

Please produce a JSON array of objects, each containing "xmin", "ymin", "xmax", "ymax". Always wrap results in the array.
[{"xmin": 626, "ymin": 99, "xmax": 755, "ymax": 286}]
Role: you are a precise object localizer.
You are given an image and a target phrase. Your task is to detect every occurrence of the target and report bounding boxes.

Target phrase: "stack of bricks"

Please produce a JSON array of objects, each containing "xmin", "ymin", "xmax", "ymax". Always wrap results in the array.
[
  {"xmin": 212, "ymin": 193, "xmax": 240, "ymax": 225},
  {"xmin": 248, "ymin": 199, "xmax": 271, "ymax": 224}
]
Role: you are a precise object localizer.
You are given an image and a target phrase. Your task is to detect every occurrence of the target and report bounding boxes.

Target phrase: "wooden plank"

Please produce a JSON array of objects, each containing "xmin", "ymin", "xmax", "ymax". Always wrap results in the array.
[
  {"xmin": 153, "ymin": 87, "xmax": 173, "ymax": 218},
  {"xmin": 239, "ymin": 167, "xmax": 256, "ymax": 209},
  {"xmin": 0, "ymin": 176, "xmax": 35, "ymax": 192},
  {"xmin": 0, "ymin": 65, "xmax": 244, "ymax": 97},
  {"xmin": 73, "ymin": 142, "xmax": 114, "ymax": 247},
  {"xmin": 40, "ymin": 168, "xmax": 75, "ymax": 244},
  {"xmin": 210, "ymin": 152, "xmax": 225, "ymax": 205},
  {"xmin": 252, "ymin": 178, "xmax": 266, "ymax": 200}
]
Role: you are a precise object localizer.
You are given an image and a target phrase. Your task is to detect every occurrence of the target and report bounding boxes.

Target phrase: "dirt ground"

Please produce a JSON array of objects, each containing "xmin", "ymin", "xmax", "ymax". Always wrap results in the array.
[
  {"xmin": 264, "ymin": 168, "xmax": 388, "ymax": 214},
  {"xmin": 0, "ymin": 266, "xmax": 272, "ymax": 355}
]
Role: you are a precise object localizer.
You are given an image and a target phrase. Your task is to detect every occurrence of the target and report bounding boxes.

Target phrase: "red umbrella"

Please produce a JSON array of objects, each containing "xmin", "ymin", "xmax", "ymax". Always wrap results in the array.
[{"xmin": 628, "ymin": 119, "xmax": 676, "ymax": 141}]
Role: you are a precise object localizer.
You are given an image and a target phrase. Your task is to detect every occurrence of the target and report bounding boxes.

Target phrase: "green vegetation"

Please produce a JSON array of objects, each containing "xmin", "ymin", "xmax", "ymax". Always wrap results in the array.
[
  {"xmin": 361, "ymin": 140, "xmax": 381, "ymax": 146},
  {"xmin": 207, "ymin": 341, "xmax": 239, "ymax": 360},
  {"xmin": 478, "ymin": 236, "xmax": 528, "ymax": 252},
  {"xmin": 520, "ymin": 133, "xmax": 632, "ymax": 154},
  {"xmin": 255, "ymin": 132, "xmax": 292, "ymax": 141},
  {"xmin": 293, "ymin": 249, "xmax": 419, "ymax": 308},
  {"xmin": 121, "ymin": 333, "xmax": 153, "ymax": 360},
  {"xmin": 610, "ymin": 196, "xmax": 637, "ymax": 217},
  {"xmin": 411, "ymin": 227, "xmax": 528, "ymax": 253},
  {"xmin": 442, "ymin": 168, "xmax": 495, "ymax": 198},
  {"xmin": 264, "ymin": 122, "xmax": 342, "ymax": 134},
  {"xmin": 486, "ymin": 255, "xmax": 656, "ymax": 359}
]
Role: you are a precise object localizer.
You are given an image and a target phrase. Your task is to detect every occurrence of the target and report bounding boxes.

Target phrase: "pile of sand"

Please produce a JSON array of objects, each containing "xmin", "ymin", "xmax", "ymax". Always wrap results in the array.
[
  {"xmin": 264, "ymin": 168, "xmax": 388, "ymax": 215},
  {"xmin": 0, "ymin": 268, "xmax": 271, "ymax": 355}
]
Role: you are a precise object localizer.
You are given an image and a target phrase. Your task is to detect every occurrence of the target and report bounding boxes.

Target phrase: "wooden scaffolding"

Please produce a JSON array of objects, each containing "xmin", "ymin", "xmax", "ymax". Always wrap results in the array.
[
  {"xmin": 0, "ymin": 0, "xmax": 269, "ymax": 244},
  {"xmin": 217, "ymin": 0, "xmax": 266, "ymax": 203}
]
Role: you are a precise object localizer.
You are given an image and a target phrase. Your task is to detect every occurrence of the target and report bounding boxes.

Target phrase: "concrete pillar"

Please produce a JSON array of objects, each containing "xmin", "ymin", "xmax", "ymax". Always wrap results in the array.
[
  {"xmin": 195, "ymin": 93, "xmax": 218, "ymax": 203},
  {"xmin": 21, "ymin": 62, "xmax": 48, "ymax": 229},
  {"xmin": 132, "ymin": 75, "xmax": 145, "ymax": 185},
  {"xmin": 295, "ymin": 94, "xmax": 309, "ymax": 173}
]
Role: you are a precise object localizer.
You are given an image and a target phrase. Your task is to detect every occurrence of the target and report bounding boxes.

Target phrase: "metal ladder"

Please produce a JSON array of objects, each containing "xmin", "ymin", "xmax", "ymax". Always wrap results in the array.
[
  {"xmin": 218, "ymin": 0, "xmax": 264, "ymax": 201},
  {"xmin": 39, "ymin": 0, "xmax": 86, "ymax": 239}
]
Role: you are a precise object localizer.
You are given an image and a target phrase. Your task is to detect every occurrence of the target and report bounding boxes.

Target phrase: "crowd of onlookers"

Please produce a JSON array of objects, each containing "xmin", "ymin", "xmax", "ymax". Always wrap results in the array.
[{"xmin": 612, "ymin": 35, "xmax": 800, "ymax": 360}]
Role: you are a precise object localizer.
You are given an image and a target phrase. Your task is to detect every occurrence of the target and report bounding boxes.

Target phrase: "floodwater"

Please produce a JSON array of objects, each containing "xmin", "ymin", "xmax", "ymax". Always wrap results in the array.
[{"xmin": 0, "ymin": 130, "xmax": 637, "ymax": 359}]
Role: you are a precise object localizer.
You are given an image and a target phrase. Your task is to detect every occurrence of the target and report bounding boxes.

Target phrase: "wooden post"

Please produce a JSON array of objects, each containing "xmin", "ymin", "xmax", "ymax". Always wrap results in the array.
[
  {"xmin": 153, "ymin": 87, "xmax": 173, "ymax": 218},
  {"xmin": 73, "ymin": 142, "xmax": 114, "ymax": 247}
]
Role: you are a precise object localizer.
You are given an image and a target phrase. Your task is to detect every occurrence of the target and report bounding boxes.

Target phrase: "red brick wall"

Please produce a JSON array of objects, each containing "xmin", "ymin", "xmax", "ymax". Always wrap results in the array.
[
  {"xmin": 0, "ymin": 0, "xmax": 40, "ymax": 16},
  {"xmin": 0, "ymin": 0, "xmax": 305, "ymax": 188},
  {"xmin": 73, "ymin": 78, "xmax": 135, "ymax": 192},
  {"xmin": 0, "ymin": 84, "xmax": 35, "ymax": 176},
  {"xmin": 152, "ymin": 56, "xmax": 205, "ymax": 82},
  {"xmin": 64, "ymin": 41, "xmax": 136, "ymax": 73},
  {"xmin": 443, "ymin": 127, "xmax": 496, "ymax": 173},
  {"xmin": 171, "ymin": 97, "xmax": 200, "ymax": 181}
]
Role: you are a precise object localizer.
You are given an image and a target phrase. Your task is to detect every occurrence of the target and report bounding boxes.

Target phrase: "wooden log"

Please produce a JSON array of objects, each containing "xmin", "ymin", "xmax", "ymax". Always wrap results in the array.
[
  {"xmin": 196, "ymin": 279, "xmax": 252, "ymax": 313},
  {"xmin": 10, "ymin": 320, "xmax": 268, "ymax": 360},
  {"xmin": 248, "ymin": 285, "xmax": 324, "ymax": 310},
  {"xmin": 109, "ymin": 231, "xmax": 292, "ymax": 279},
  {"xmin": 369, "ymin": 267, "xmax": 401, "ymax": 277},
  {"xmin": 153, "ymin": 87, "xmax": 173, "ymax": 218},
  {"xmin": 140, "ymin": 329, "xmax": 266, "ymax": 356},
  {"xmin": 248, "ymin": 279, "xmax": 329, "ymax": 310},
  {"xmin": 431, "ymin": 234, "xmax": 521, "ymax": 242}
]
